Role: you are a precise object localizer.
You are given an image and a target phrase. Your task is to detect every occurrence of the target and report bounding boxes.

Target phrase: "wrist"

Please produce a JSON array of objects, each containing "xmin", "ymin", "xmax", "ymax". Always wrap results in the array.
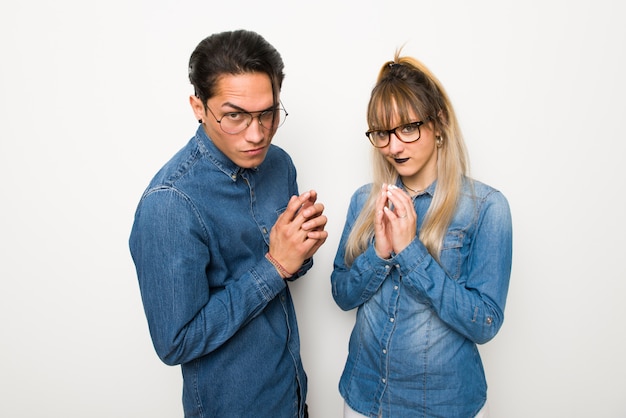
[
  {"xmin": 375, "ymin": 247, "xmax": 393, "ymax": 260},
  {"xmin": 265, "ymin": 252, "xmax": 294, "ymax": 279}
]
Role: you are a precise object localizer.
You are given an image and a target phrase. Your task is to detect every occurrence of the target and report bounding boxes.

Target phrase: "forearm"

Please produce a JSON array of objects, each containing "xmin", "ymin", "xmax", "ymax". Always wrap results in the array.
[
  {"xmin": 397, "ymin": 239, "xmax": 510, "ymax": 344},
  {"xmin": 331, "ymin": 245, "xmax": 389, "ymax": 311},
  {"xmin": 130, "ymin": 188, "xmax": 288, "ymax": 365},
  {"xmin": 139, "ymin": 256, "xmax": 286, "ymax": 365}
]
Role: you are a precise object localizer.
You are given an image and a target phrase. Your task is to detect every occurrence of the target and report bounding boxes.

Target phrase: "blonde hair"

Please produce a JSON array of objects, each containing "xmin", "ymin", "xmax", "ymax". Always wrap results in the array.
[{"xmin": 344, "ymin": 52, "xmax": 470, "ymax": 265}]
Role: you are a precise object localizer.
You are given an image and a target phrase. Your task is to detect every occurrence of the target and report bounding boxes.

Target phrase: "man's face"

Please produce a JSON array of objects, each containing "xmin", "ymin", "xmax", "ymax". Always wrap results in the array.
[{"xmin": 191, "ymin": 72, "xmax": 277, "ymax": 169}]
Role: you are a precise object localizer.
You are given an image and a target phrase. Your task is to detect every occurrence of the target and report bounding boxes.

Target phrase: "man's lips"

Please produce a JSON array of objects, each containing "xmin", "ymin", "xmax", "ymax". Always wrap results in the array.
[{"xmin": 243, "ymin": 146, "xmax": 266, "ymax": 155}]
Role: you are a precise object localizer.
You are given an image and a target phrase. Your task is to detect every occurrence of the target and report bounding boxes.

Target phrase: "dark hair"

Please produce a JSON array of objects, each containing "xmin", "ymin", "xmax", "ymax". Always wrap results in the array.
[{"xmin": 188, "ymin": 30, "xmax": 285, "ymax": 109}]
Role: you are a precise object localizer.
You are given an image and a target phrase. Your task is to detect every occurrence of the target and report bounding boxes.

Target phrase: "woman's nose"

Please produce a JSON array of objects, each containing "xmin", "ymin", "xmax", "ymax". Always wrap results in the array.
[{"xmin": 387, "ymin": 132, "xmax": 404, "ymax": 153}]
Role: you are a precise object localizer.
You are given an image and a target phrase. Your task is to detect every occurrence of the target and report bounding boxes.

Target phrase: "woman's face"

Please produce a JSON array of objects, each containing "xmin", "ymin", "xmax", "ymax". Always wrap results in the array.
[{"xmin": 376, "ymin": 111, "xmax": 439, "ymax": 190}]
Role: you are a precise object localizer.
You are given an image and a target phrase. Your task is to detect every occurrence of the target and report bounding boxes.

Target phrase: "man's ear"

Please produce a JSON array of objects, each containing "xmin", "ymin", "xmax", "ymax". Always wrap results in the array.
[{"xmin": 190, "ymin": 95, "xmax": 205, "ymax": 123}]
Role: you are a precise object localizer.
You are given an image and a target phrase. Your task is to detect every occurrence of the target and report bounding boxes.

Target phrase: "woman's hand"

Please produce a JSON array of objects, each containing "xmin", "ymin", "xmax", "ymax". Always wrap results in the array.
[{"xmin": 374, "ymin": 184, "xmax": 416, "ymax": 258}]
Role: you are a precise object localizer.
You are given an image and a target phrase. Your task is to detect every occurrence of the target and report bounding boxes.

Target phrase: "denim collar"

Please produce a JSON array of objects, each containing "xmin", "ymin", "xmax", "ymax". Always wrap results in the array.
[{"xmin": 194, "ymin": 125, "xmax": 258, "ymax": 182}]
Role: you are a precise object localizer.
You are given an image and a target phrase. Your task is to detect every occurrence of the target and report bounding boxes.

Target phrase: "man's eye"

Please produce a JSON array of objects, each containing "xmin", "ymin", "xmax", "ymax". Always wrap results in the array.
[
  {"xmin": 259, "ymin": 110, "xmax": 275, "ymax": 122},
  {"xmin": 224, "ymin": 112, "xmax": 245, "ymax": 121}
]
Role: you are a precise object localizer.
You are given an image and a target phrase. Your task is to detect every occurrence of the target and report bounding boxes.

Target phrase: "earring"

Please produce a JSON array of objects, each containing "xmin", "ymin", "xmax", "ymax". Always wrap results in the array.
[
  {"xmin": 436, "ymin": 136, "xmax": 443, "ymax": 147},
  {"xmin": 198, "ymin": 119, "xmax": 203, "ymax": 123}
]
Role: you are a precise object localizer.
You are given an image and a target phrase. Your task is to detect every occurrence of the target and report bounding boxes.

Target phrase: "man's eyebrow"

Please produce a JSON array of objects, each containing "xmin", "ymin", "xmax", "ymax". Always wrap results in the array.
[{"xmin": 221, "ymin": 102, "xmax": 275, "ymax": 113}]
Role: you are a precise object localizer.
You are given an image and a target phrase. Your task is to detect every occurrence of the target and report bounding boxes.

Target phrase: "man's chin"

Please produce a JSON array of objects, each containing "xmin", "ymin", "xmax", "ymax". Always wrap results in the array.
[{"xmin": 236, "ymin": 150, "xmax": 268, "ymax": 169}]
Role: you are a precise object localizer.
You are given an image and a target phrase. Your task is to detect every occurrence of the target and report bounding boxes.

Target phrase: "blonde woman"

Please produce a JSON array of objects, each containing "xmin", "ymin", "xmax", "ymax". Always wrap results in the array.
[{"xmin": 331, "ymin": 53, "xmax": 512, "ymax": 418}]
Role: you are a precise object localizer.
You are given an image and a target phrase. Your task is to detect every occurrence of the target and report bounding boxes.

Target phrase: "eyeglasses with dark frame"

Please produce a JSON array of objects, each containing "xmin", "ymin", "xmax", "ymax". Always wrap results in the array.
[
  {"xmin": 365, "ymin": 117, "xmax": 431, "ymax": 148},
  {"xmin": 206, "ymin": 103, "xmax": 288, "ymax": 135}
]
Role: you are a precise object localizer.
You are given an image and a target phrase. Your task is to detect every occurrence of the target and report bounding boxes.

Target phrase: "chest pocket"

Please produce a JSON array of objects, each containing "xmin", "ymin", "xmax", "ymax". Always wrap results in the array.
[
  {"xmin": 439, "ymin": 230, "xmax": 466, "ymax": 280},
  {"xmin": 265, "ymin": 206, "xmax": 287, "ymax": 238}
]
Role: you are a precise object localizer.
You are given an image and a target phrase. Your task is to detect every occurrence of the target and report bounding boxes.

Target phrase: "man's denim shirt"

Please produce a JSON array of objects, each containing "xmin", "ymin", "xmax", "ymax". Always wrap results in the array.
[
  {"xmin": 129, "ymin": 126, "xmax": 311, "ymax": 418},
  {"xmin": 331, "ymin": 179, "xmax": 512, "ymax": 418}
]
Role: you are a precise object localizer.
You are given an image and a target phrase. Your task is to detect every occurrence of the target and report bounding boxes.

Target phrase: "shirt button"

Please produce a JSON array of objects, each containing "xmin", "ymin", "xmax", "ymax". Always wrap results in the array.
[
  {"xmin": 262, "ymin": 227, "xmax": 268, "ymax": 234},
  {"xmin": 382, "ymin": 349, "xmax": 387, "ymax": 354},
  {"xmin": 389, "ymin": 317, "xmax": 394, "ymax": 323},
  {"xmin": 394, "ymin": 285, "xmax": 398, "ymax": 290},
  {"xmin": 486, "ymin": 317, "xmax": 493, "ymax": 325},
  {"xmin": 382, "ymin": 378, "xmax": 386, "ymax": 383}
]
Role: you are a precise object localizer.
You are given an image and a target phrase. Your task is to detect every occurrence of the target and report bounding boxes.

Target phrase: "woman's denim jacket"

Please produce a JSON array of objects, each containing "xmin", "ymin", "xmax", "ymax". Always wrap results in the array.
[
  {"xmin": 331, "ymin": 179, "xmax": 512, "ymax": 418},
  {"xmin": 129, "ymin": 126, "xmax": 311, "ymax": 418}
]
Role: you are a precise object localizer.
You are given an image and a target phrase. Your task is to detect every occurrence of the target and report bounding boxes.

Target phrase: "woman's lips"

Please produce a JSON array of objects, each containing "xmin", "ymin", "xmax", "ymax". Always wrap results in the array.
[{"xmin": 393, "ymin": 157, "xmax": 409, "ymax": 164}]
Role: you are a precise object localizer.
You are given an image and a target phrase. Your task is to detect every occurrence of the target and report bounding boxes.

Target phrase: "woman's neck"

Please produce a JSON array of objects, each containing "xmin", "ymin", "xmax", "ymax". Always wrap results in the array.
[{"xmin": 400, "ymin": 175, "xmax": 435, "ymax": 196}]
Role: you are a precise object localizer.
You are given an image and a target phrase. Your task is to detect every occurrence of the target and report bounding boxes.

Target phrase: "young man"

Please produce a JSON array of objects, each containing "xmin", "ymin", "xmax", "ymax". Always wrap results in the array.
[{"xmin": 129, "ymin": 30, "xmax": 327, "ymax": 417}]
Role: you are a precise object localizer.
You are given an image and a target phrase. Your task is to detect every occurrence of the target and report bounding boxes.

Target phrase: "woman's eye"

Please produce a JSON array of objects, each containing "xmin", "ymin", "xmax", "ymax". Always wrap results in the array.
[{"xmin": 401, "ymin": 123, "xmax": 418, "ymax": 134}]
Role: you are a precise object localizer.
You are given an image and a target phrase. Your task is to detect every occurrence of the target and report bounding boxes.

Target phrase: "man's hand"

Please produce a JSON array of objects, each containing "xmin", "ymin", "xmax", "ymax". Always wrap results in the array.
[{"xmin": 268, "ymin": 190, "xmax": 328, "ymax": 275}]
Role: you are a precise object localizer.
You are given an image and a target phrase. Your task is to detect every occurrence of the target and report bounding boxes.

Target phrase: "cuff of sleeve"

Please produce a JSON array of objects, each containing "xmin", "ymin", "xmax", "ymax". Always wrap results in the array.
[
  {"xmin": 396, "ymin": 238, "xmax": 430, "ymax": 276},
  {"xmin": 251, "ymin": 257, "xmax": 288, "ymax": 301},
  {"xmin": 286, "ymin": 257, "xmax": 314, "ymax": 281},
  {"xmin": 363, "ymin": 245, "xmax": 396, "ymax": 276}
]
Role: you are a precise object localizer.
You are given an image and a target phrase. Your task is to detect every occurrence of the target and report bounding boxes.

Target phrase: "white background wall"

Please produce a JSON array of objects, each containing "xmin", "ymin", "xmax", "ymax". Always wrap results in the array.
[{"xmin": 1, "ymin": 0, "xmax": 625, "ymax": 417}]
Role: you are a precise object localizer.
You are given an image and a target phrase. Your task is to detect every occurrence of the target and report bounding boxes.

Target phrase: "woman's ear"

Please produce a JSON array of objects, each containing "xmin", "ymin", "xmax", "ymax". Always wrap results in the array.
[
  {"xmin": 436, "ymin": 109, "xmax": 446, "ymax": 123},
  {"xmin": 434, "ymin": 109, "xmax": 446, "ymax": 137}
]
